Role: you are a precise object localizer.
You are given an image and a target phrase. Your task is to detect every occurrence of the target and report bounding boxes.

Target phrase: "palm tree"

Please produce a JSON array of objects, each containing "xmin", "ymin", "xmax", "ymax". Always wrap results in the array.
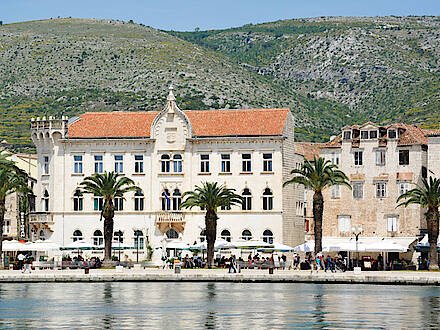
[
  {"xmin": 80, "ymin": 172, "xmax": 139, "ymax": 262},
  {"xmin": 180, "ymin": 182, "xmax": 243, "ymax": 268},
  {"xmin": 283, "ymin": 156, "xmax": 351, "ymax": 254},
  {"xmin": 397, "ymin": 177, "xmax": 440, "ymax": 270},
  {"xmin": 0, "ymin": 156, "xmax": 30, "ymax": 259}
]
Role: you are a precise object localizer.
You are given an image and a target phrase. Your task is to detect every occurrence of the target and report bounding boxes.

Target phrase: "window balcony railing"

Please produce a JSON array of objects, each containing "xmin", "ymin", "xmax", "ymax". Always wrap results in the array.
[
  {"xmin": 155, "ymin": 211, "xmax": 185, "ymax": 223},
  {"xmin": 29, "ymin": 212, "xmax": 54, "ymax": 224}
]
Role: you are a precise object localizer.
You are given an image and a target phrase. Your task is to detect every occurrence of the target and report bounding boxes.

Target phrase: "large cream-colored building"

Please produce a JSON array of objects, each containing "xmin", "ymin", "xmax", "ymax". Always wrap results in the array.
[{"xmin": 30, "ymin": 88, "xmax": 305, "ymax": 263}]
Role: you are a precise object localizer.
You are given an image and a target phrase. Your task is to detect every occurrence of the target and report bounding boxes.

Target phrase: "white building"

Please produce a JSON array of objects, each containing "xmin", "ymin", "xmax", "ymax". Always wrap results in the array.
[{"xmin": 30, "ymin": 87, "xmax": 304, "ymax": 263}]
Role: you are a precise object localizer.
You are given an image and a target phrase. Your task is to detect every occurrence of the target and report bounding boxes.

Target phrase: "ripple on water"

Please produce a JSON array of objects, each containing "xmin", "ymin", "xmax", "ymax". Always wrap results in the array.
[{"xmin": 0, "ymin": 282, "xmax": 439, "ymax": 329}]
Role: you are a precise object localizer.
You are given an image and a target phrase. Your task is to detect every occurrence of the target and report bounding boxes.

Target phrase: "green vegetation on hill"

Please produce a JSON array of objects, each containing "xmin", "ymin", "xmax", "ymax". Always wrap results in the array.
[
  {"xmin": 0, "ymin": 17, "xmax": 439, "ymax": 151},
  {"xmin": 168, "ymin": 16, "xmax": 440, "ymax": 133}
]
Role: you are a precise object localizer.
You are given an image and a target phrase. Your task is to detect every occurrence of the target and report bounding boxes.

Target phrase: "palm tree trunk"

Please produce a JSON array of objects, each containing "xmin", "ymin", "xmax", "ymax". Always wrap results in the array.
[
  {"xmin": 205, "ymin": 210, "xmax": 218, "ymax": 269},
  {"xmin": 0, "ymin": 197, "xmax": 5, "ymax": 265},
  {"xmin": 427, "ymin": 207, "xmax": 439, "ymax": 270},
  {"xmin": 103, "ymin": 199, "xmax": 115, "ymax": 263},
  {"xmin": 103, "ymin": 216, "xmax": 114, "ymax": 262},
  {"xmin": 313, "ymin": 191, "xmax": 324, "ymax": 255}
]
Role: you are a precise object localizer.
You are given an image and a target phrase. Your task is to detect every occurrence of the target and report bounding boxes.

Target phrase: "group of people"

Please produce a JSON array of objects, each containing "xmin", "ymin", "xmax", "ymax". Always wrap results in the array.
[{"xmin": 306, "ymin": 252, "xmax": 347, "ymax": 273}]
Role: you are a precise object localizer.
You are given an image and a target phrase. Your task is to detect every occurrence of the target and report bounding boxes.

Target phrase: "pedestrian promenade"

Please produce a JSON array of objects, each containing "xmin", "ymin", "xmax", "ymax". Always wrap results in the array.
[{"xmin": 0, "ymin": 268, "xmax": 439, "ymax": 285}]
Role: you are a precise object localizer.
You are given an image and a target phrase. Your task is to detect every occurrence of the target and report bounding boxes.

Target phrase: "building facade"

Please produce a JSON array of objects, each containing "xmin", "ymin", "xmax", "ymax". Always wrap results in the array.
[
  {"xmin": 30, "ymin": 88, "xmax": 304, "ymax": 263},
  {"xmin": 301, "ymin": 122, "xmax": 430, "ymax": 256}
]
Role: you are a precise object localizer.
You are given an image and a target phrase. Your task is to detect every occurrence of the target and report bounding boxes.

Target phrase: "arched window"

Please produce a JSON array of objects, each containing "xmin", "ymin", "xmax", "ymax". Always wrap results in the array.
[
  {"xmin": 173, "ymin": 154, "xmax": 183, "ymax": 173},
  {"xmin": 114, "ymin": 197, "xmax": 123, "ymax": 211},
  {"xmin": 72, "ymin": 230, "xmax": 83, "ymax": 242},
  {"xmin": 262, "ymin": 188, "xmax": 273, "ymax": 211},
  {"xmin": 262, "ymin": 229, "xmax": 274, "ymax": 244},
  {"xmin": 42, "ymin": 189, "xmax": 49, "ymax": 212},
  {"xmin": 242, "ymin": 188, "xmax": 252, "ymax": 211},
  {"xmin": 199, "ymin": 229, "xmax": 206, "ymax": 242},
  {"xmin": 134, "ymin": 190, "xmax": 144, "ymax": 211},
  {"xmin": 241, "ymin": 229, "xmax": 252, "ymax": 241},
  {"xmin": 172, "ymin": 189, "xmax": 182, "ymax": 211},
  {"xmin": 166, "ymin": 228, "xmax": 178, "ymax": 239},
  {"xmin": 133, "ymin": 230, "xmax": 144, "ymax": 249},
  {"xmin": 161, "ymin": 189, "xmax": 171, "ymax": 211},
  {"xmin": 114, "ymin": 230, "xmax": 123, "ymax": 243},
  {"xmin": 93, "ymin": 230, "xmax": 103, "ymax": 246},
  {"xmin": 73, "ymin": 190, "xmax": 83, "ymax": 211},
  {"xmin": 221, "ymin": 229, "xmax": 231, "ymax": 242},
  {"xmin": 161, "ymin": 154, "xmax": 170, "ymax": 173},
  {"xmin": 39, "ymin": 230, "xmax": 45, "ymax": 241}
]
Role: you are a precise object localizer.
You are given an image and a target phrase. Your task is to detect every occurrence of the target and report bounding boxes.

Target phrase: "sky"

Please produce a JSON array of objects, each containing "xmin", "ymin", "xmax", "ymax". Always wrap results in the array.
[{"xmin": 1, "ymin": 0, "xmax": 439, "ymax": 31}]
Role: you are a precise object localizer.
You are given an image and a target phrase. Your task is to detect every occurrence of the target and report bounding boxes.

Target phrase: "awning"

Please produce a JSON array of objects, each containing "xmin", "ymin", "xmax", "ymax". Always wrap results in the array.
[
  {"xmin": 293, "ymin": 237, "xmax": 417, "ymax": 253},
  {"xmin": 414, "ymin": 234, "xmax": 440, "ymax": 252}
]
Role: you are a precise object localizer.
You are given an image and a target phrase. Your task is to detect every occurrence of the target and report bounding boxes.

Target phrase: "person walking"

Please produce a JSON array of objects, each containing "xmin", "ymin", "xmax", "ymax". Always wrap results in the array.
[
  {"xmin": 325, "ymin": 255, "xmax": 334, "ymax": 273},
  {"xmin": 22, "ymin": 254, "xmax": 32, "ymax": 273},
  {"xmin": 17, "ymin": 253, "xmax": 25, "ymax": 270}
]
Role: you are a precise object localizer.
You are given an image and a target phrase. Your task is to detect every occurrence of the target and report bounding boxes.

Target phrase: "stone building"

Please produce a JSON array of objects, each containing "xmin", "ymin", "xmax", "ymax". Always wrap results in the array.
[
  {"xmin": 30, "ymin": 87, "xmax": 305, "ymax": 263},
  {"xmin": 300, "ymin": 122, "xmax": 431, "ymax": 255}
]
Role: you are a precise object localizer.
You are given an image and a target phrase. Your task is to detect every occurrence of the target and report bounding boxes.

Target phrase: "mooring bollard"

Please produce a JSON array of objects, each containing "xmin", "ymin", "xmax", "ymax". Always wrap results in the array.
[
  {"xmin": 84, "ymin": 268, "xmax": 89, "ymax": 274},
  {"xmin": 269, "ymin": 267, "xmax": 274, "ymax": 275}
]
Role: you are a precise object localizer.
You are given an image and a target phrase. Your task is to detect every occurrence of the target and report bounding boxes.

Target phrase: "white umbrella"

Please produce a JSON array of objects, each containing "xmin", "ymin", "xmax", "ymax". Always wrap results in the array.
[
  {"xmin": 232, "ymin": 239, "xmax": 273, "ymax": 249},
  {"xmin": 293, "ymin": 241, "xmax": 314, "ymax": 252},
  {"xmin": 2, "ymin": 240, "xmax": 28, "ymax": 252},
  {"xmin": 61, "ymin": 240, "xmax": 96, "ymax": 250},
  {"xmin": 166, "ymin": 240, "xmax": 190, "ymax": 250},
  {"xmin": 97, "ymin": 242, "xmax": 135, "ymax": 250},
  {"xmin": 258, "ymin": 242, "xmax": 295, "ymax": 252},
  {"xmin": 26, "ymin": 240, "xmax": 60, "ymax": 251},
  {"xmin": 190, "ymin": 239, "xmax": 235, "ymax": 250},
  {"xmin": 364, "ymin": 241, "xmax": 407, "ymax": 252}
]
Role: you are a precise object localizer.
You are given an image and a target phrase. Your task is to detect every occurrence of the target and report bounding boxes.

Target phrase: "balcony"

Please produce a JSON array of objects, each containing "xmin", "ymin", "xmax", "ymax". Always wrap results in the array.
[
  {"xmin": 155, "ymin": 212, "xmax": 185, "ymax": 233},
  {"xmin": 29, "ymin": 212, "xmax": 54, "ymax": 224}
]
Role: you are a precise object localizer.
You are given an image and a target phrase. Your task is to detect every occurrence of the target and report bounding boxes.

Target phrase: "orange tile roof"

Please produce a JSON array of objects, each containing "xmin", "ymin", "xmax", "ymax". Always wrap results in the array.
[
  {"xmin": 67, "ymin": 108, "xmax": 290, "ymax": 138},
  {"xmin": 294, "ymin": 142, "xmax": 324, "ymax": 160}
]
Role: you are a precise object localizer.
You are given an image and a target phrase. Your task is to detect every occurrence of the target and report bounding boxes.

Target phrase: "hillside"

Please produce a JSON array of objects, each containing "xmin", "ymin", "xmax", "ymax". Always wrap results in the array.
[
  {"xmin": 0, "ymin": 18, "xmax": 351, "ymax": 150},
  {"xmin": 169, "ymin": 16, "xmax": 440, "ymax": 131}
]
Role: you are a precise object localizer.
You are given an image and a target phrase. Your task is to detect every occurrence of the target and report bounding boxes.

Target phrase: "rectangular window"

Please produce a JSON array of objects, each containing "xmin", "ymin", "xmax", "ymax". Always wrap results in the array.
[
  {"xmin": 331, "ymin": 185, "xmax": 340, "ymax": 199},
  {"xmin": 343, "ymin": 131, "xmax": 351, "ymax": 140},
  {"xmin": 399, "ymin": 182, "xmax": 410, "ymax": 196},
  {"xmin": 376, "ymin": 182, "xmax": 387, "ymax": 198},
  {"xmin": 387, "ymin": 216, "xmax": 398, "ymax": 232},
  {"xmin": 221, "ymin": 154, "xmax": 231, "ymax": 173},
  {"xmin": 73, "ymin": 155, "xmax": 83, "ymax": 174},
  {"xmin": 388, "ymin": 130, "xmax": 397, "ymax": 139},
  {"xmin": 338, "ymin": 215, "xmax": 351, "ymax": 233},
  {"xmin": 399, "ymin": 150, "xmax": 409, "ymax": 165},
  {"xmin": 134, "ymin": 197, "xmax": 144, "ymax": 211},
  {"xmin": 134, "ymin": 155, "xmax": 144, "ymax": 173},
  {"xmin": 114, "ymin": 155, "xmax": 123, "ymax": 173},
  {"xmin": 376, "ymin": 150, "xmax": 386, "ymax": 166},
  {"xmin": 352, "ymin": 182, "xmax": 364, "ymax": 199},
  {"xmin": 331, "ymin": 152, "xmax": 340, "ymax": 166},
  {"xmin": 361, "ymin": 131, "xmax": 369, "ymax": 139},
  {"xmin": 354, "ymin": 151, "xmax": 363, "ymax": 166},
  {"xmin": 242, "ymin": 153, "xmax": 252, "ymax": 172},
  {"xmin": 94, "ymin": 155, "xmax": 103, "ymax": 173},
  {"xmin": 114, "ymin": 197, "xmax": 123, "ymax": 211},
  {"xmin": 94, "ymin": 197, "xmax": 103, "ymax": 211},
  {"xmin": 43, "ymin": 156, "xmax": 49, "ymax": 175},
  {"xmin": 369, "ymin": 130, "xmax": 378, "ymax": 139},
  {"xmin": 263, "ymin": 153, "xmax": 273, "ymax": 172},
  {"xmin": 422, "ymin": 166, "xmax": 428, "ymax": 179},
  {"xmin": 173, "ymin": 155, "xmax": 182, "ymax": 173},
  {"xmin": 200, "ymin": 154, "xmax": 210, "ymax": 173},
  {"xmin": 73, "ymin": 196, "xmax": 83, "ymax": 211}
]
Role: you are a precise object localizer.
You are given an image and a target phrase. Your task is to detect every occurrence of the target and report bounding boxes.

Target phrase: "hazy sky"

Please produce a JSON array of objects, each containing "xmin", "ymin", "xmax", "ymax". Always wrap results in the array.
[{"xmin": 1, "ymin": 0, "xmax": 439, "ymax": 31}]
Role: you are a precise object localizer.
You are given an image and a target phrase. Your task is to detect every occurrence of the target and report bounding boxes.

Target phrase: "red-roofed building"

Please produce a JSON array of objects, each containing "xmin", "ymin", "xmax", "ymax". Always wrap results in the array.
[{"xmin": 30, "ymin": 87, "xmax": 305, "ymax": 263}]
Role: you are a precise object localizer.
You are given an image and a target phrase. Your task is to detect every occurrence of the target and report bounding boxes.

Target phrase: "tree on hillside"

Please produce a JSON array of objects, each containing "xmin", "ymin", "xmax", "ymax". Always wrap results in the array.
[
  {"xmin": 283, "ymin": 156, "xmax": 351, "ymax": 254},
  {"xmin": 80, "ymin": 172, "xmax": 139, "ymax": 263},
  {"xmin": 397, "ymin": 177, "xmax": 440, "ymax": 270},
  {"xmin": 0, "ymin": 154, "xmax": 30, "ymax": 260},
  {"xmin": 180, "ymin": 182, "xmax": 243, "ymax": 268}
]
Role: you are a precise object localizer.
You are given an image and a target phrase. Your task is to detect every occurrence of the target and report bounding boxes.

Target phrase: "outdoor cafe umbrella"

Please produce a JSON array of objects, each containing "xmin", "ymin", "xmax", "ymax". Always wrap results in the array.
[
  {"xmin": 2, "ymin": 240, "xmax": 29, "ymax": 252},
  {"xmin": 257, "ymin": 242, "xmax": 295, "ymax": 253},
  {"xmin": 26, "ymin": 240, "xmax": 61, "ymax": 252},
  {"xmin": 232, "ymin": 239, "xmax": 273, "ymax": 249},
  {"xmin": 60, "ymin": 240, "xmax": 98, "ymax": 257},
  {"xmin": 166, "ymin": 240, "xmax": 190, "ymax": 250},
  {"xmin": 190, "ymin": 239, "xmax": 235, "ymax": 251}
]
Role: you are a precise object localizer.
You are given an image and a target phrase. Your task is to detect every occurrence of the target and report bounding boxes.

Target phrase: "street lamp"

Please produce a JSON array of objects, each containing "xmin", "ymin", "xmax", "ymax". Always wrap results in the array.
[{"xmin": 352, "ymin": 225, "xmax": 363, "ymax": 268}]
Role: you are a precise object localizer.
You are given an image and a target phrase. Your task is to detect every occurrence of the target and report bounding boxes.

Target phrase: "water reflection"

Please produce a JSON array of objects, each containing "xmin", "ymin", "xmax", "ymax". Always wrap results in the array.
[{"xmin": 0, "ymin": 282, "xmax": 439, "ymax": 328}]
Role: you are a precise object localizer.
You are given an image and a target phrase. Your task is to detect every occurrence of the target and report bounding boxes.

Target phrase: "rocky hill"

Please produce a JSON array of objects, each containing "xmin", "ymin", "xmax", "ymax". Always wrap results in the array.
[
  {"xmin": 1, "ymin": 17, "xmax": 439, "ymax": 150},
  {"xmin": 0, "ymin": 18, "xmax": 350, "ymax": 150},
  {"xmin": 170, "ymin": 16, "xmax": 440, "ymax": 131}
]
